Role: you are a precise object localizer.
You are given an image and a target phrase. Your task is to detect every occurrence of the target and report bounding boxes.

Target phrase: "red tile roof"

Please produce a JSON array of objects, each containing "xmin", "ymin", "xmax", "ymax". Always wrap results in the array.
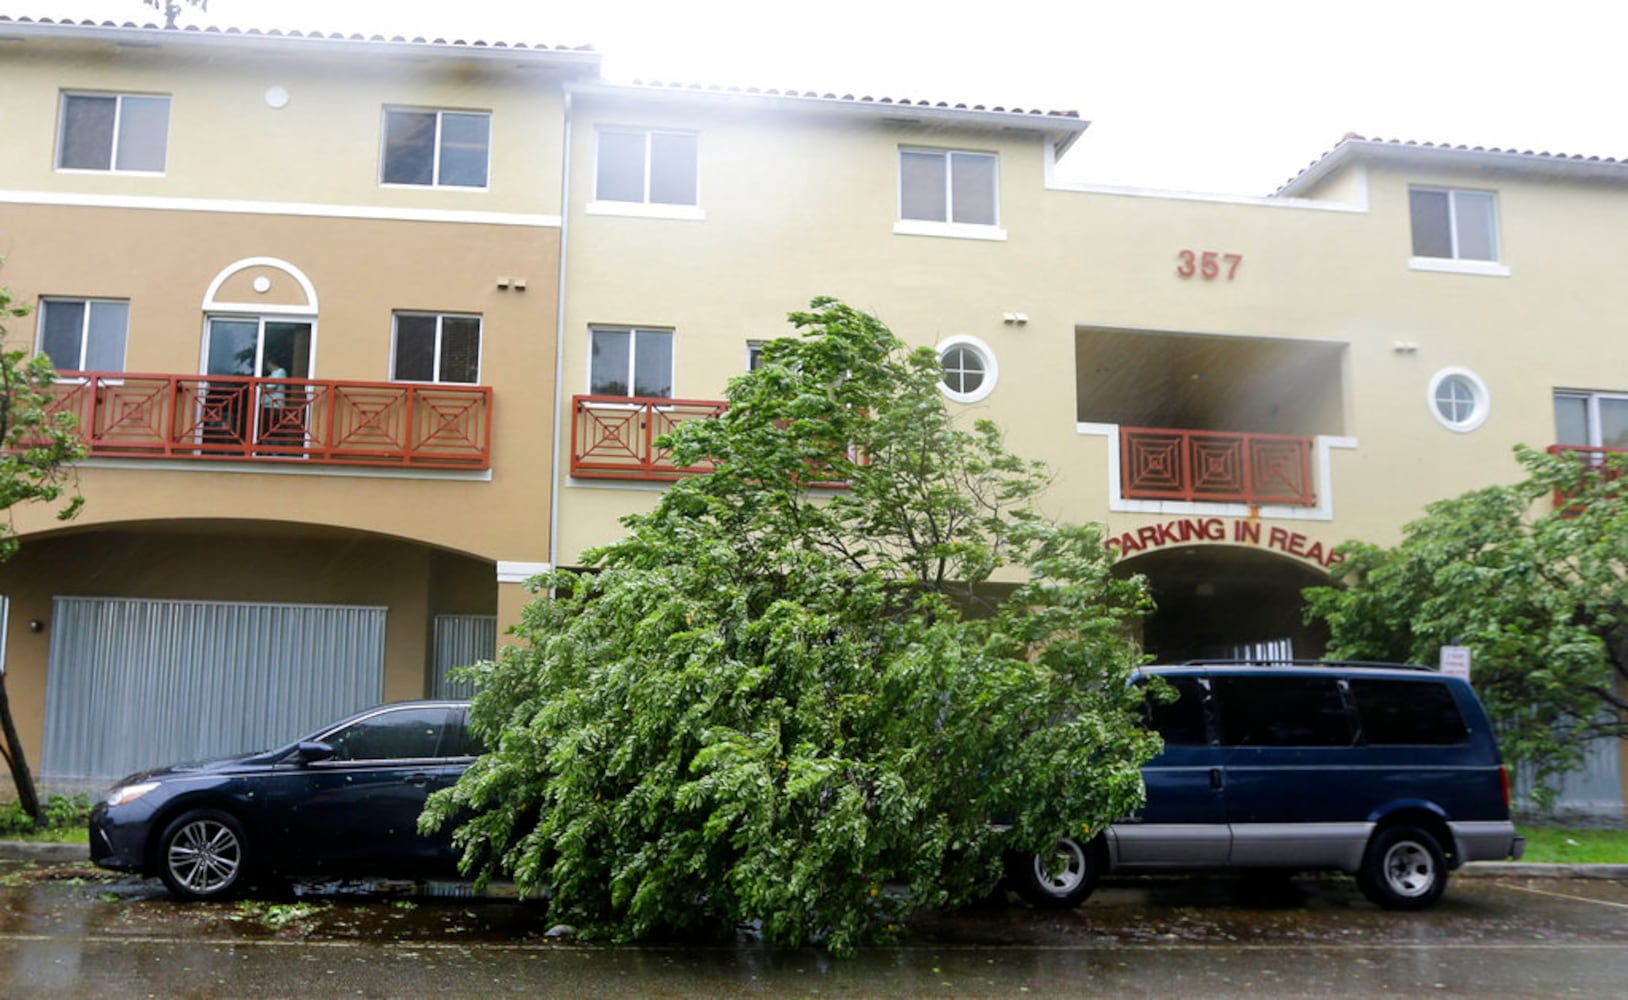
[{"xmin": 1277, "ymin": 132, "xmax": 1628, "ymax": 196}]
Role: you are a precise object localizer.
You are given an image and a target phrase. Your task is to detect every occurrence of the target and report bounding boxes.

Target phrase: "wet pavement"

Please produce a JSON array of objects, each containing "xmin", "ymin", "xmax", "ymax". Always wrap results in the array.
[{"xmin": 3, "ymin": 860, "xmax": 1628, "ymax": 997}]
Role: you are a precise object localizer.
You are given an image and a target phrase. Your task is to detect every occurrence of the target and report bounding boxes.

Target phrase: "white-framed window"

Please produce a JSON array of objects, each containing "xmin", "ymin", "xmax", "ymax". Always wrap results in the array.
[
  {"xmin": 936, "ymin": 335, "xmax": 998, "ymax": 404},
  {"xmin": 1409, "ymin": 187, "xmax": 1500, "ymax": 270},
  {"xmin": 37, "ymin": 298, "xmax": 129, "ymax": 372},
  {"xmin": 896, "ymin": 148, "xmax": 1003, "ymax": 241},
  {"xmin": 56, "ymin": 92, "xmax": 170, "ymax": 173},
  {"xmin": 591, "ymin": 128, "xmax": 700, "ymax": 217},
  {"xmin": 746, "ymin": 340, "xmax": 765, "ymax": 371},
  {"xmin": 1554, "ymin": 390, "xmax": 1628, "ymax": 450},
  {"xmin": 381, "ymin": 108, "xmax": 490, "ymax": 188},
  {"xmin": 392, "ymin": 313, "xmax": 481, "ymax": 384},
  {"xmin": 590, "ymin": 326, "xmax": 674, "ymax": 398},
  {"xmin": 1428, "ymin": 367, "xmax": 1489, "ymax": 432}
]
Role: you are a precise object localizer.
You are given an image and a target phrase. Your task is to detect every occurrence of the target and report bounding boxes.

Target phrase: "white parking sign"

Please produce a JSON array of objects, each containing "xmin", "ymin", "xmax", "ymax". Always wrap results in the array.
[{"xmin": 1440, "ymin": 645, "xmax": 1472, "ymax": 682}]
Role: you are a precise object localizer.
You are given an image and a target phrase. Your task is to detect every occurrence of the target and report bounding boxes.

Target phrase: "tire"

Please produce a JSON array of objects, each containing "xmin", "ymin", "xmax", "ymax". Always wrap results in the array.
[
  {"xmin": 157, "ymin": 809, "xmax": 249, "ymax": 901},
  {"xmin": 1006, "ymin": 837, "xmax": 1102, "ymax": 909},
  {"xmin": 1357, "ymin": 824, "xmax": 1447, "ymax": 910}
]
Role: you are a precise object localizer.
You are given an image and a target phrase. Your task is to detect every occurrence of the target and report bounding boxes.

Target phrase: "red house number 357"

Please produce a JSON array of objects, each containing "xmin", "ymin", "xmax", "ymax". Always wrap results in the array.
[{"xmin": 1176, "ymin": 250, "xmax": 1243, "ymax": 280}]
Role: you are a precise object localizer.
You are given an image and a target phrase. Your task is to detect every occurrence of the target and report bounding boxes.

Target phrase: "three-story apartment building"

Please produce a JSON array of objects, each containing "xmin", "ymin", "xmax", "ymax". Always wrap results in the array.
[{"xmin": 3, "ymin": 15, "xmax": 1624, "ymax": 814}]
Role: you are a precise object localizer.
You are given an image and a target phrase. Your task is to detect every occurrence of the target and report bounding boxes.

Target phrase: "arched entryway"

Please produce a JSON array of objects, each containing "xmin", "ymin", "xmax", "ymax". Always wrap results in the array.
[{"xmin": 1115, "ymin": 545, "xmax": 1331, "ymax": 662}]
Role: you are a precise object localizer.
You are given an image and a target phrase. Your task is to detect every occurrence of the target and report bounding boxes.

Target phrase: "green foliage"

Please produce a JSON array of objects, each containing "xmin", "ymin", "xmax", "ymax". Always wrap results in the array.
[
  {"xmin": 424, "ymin": 298, "xmax": 1156, "ymax": 953},
  {"xmin": 0, "ymin": 794, "xmax": 90, "ymax": 836},
  {"xmin": 1304, "ymin": 446, "xmax": 1628, "ymax": 806},
  {"xmin": 1, "ymin": 280, "xmax": 88, "ymax": 562}
]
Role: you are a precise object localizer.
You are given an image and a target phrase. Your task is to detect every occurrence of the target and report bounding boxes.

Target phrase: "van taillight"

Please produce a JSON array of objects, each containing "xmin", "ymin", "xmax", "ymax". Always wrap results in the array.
[{"xmin": 1500, "ymin": 765, "xmax": 1512, "ymax": 810}]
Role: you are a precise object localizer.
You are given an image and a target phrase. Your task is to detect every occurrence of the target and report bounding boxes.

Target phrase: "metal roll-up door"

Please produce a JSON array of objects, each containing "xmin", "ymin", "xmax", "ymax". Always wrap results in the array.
[
  {"xmin": 432, "ymin": 614, "xmax": 497, "ymax": 699},
  {"xmin": 40, "ymin": 597, "xmax": 386, "ymax": 784}
]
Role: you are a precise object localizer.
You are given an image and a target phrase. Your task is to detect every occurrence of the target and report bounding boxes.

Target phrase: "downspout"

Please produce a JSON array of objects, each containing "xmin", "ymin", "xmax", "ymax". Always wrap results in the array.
[{"xmin": 547, "ymin": 86, "xmax": 574, "ymax": 582}]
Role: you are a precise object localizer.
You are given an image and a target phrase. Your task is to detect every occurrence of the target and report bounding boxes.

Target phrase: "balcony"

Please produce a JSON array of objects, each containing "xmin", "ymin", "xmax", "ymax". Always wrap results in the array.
[
  {"xmin": 1545, "ymin": 444, "xmax": 1626, "ymax": 510},
  {"xmin": 46, "ymin": 372, "xmax": 491, "ymax": 470},
  {"xmin": 570, "ymin": 394, "xmax": 727, "ymax": 481},
  {"xmin": 1121, "ymin": 426, "xmax": 1316, "ymax": 506}
]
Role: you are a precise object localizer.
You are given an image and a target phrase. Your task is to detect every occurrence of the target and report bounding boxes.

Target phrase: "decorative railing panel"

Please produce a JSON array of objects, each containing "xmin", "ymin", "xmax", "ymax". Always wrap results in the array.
[
  {"xmin": 1121, "ymin": 427, "xmax": 1315, "ymax": 506},
  {"xmin": 570, "ymin": 395, "xmax": 727, "ymax": 481},
  {"xmin": 44, "ymin": 372, "xmax": 491, "ymax": 469},
  {"xmin": 1545, "ymin": 444, "xmax": 1626, "ymax": 511}
]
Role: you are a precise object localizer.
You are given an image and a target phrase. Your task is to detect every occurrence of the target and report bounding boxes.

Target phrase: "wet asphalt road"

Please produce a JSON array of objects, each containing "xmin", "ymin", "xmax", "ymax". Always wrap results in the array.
[{"xmin": 3, "ymin": 861, "xmax": 1628, "ymax": 998}]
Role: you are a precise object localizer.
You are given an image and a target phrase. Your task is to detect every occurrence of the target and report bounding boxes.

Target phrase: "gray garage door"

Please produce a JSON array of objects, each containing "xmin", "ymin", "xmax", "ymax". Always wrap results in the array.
[
  {"xmin": 431, "ymin": 614, "xmax": 497, "ymax": 699},
  {"xmin": 40, "ymin": 597, "xmax": 386, "ymax": 785}
]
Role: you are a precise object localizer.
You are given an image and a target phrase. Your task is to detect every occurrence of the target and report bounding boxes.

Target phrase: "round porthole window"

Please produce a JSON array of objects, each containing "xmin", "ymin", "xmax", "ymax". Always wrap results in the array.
[
  {"xmin": 937, "ymin": 336, "xmax": 998, "ymax": 403},
  {"xmin": 1428, "ymin": 367, "xmax": 1490, "ymax": 432}
]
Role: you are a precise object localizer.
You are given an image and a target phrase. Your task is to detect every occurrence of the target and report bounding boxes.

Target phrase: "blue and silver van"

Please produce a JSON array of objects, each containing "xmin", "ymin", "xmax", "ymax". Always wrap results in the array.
[{"xmin": 1008, "ymin": 661, "xmax": 1525, "ymax": 910}]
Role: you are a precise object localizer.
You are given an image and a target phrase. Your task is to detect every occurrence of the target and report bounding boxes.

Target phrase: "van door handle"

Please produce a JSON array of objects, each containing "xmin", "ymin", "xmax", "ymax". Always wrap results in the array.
[{"xmin": 1210, "ymin": 768, "xmax": 1223, "ymax": 789}]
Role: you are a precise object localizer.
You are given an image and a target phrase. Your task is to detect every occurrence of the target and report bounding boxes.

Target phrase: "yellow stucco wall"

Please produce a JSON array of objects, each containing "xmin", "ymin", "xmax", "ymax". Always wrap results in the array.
[
  {"xmin": 0, "ymin": 32, "xmax": 572, "ymax": 215},
  {"xmin": 553, "ymin": 91, "xmax": 1626, "ymax": 575}
]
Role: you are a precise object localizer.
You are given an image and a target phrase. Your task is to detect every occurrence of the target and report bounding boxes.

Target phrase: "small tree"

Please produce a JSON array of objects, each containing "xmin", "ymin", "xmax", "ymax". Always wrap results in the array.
[
  {"xmin": 0, "ymin": 278, "xmax": 88, "ymax": 825},
  {"xmin": 424, "ymin": 298, "xmax": 1157, "ymax": 953},
  {"xmin": 142, "ymin": 1, "xmax": 209, "ymax": 29},
  {"xmin": 1304, "ymin": 445, "xmax": 1627, "ymax": 806}
]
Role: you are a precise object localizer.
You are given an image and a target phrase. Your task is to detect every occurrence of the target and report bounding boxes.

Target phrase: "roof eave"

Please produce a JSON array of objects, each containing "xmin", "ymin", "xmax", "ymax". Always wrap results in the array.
[
  {"xmin": 0, "ymin": 17, "xmax": 601, "ymax": 72},
  {"xmin": 1278, "ymin": 139, "xmax": 1628, "ymax": 196},
  {"xmin": 566, "ymin": 79, "xmax": 1089, "ymax": 147}
]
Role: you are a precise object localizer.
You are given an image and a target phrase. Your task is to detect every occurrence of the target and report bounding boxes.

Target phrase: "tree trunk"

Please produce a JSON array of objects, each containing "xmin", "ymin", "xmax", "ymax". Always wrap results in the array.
[{"xmin": 0, "ymin": 675, "xmax": 43, "ymax": 827}]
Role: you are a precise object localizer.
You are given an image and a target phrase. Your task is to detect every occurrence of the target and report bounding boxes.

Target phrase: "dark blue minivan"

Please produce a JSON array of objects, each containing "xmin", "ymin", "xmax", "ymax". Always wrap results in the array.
[{"xmin": 1007, "ymin": 661, "xmax": 1525, "ymax": 910}]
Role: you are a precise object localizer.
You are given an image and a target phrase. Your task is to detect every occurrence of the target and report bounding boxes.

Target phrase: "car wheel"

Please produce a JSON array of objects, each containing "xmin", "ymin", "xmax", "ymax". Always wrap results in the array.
[
  {"xmin": 157, "ymin": 809, "xmax": 249, "ymax": 901},
  {"xmin": 1006, "ymin": 836, "xmax": 1101, "ymax": 909},
  {"xmin": 1358, "ymin": 824, "xmax": 1447, "ymax": 910}
]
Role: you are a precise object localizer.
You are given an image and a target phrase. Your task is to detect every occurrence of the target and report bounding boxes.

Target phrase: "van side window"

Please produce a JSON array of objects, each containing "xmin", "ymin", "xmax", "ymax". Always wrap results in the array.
[
  {"xmin": 1349, "ymin": 679, "xmax": 1470, "ymax": 746},
  {"xmin": 1214, "ymin": 676, "xmax": 1353, "ymax": 747},
  {"xmin": 1144, "ymin": 677, "xmax": 1209, "ymax": 746}
]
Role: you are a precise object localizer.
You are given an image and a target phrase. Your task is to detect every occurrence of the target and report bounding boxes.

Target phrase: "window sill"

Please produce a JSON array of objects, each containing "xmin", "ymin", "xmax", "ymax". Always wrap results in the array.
[
  {"xmin": 1408, "ymin": 257, "xmax": 1510, "ymax": 277},
  {"xmin": 586, "ymin": 201, "xmax": 706, "ymax": 222},
  {"xmin": 378, "ymin": 182, "xmax": 491, "ymax": 193},
  {"xmin": 55, "ymin": 167, "xmax": 166, "ymax": 177},
  {"xmin": 893, "ymin": 219, "xmax": 1008, "ymax": 242}
]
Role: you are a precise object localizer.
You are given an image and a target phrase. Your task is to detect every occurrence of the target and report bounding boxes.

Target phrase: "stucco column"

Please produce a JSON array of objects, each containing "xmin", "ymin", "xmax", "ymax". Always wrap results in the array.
[{"xmin": 496, "ymin": 561, "xmax": 551, "ymax": 647}]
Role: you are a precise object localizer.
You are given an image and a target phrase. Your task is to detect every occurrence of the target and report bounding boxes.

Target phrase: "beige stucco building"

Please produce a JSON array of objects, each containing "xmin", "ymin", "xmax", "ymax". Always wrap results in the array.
[{"xmin": 2, "ymin": 16, "xmax": 1623, "ymax": 811}]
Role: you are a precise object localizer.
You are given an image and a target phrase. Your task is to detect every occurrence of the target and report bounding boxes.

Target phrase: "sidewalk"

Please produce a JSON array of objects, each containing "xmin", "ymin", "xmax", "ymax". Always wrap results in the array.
[{"xmin": 3, "ymin": 840, "xmax": 1625, "ymax": 877}]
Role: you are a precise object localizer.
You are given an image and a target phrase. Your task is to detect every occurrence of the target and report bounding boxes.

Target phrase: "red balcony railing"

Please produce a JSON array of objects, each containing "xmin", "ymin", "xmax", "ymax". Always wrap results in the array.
[
  {"xmin": 1545, "ymin": 444, "xmax": 1626, "ymax": 511},
  {"xmin": 570, "ymin": 394, "xmax": 727, "ymax": 480},
  {"xmin": 45, "ymin": 372, "xmax": 491, "ymax": 469},
  {"xmin": 1121, "ymin": 427, "xmax": 1315, "ymax": 506}
]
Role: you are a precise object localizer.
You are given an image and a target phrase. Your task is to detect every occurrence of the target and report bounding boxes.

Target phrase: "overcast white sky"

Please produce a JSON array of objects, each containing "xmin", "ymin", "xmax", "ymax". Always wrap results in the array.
[{"xmin": 6, "ymin": 0, "xmax": 1625, "ymax": 195}]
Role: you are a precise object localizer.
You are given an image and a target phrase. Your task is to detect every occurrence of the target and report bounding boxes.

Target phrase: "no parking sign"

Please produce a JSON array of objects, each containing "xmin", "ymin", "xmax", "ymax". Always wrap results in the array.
[{"xmin": 1439, "ymin": 645, "xmax": 1472, "ymax": 682}]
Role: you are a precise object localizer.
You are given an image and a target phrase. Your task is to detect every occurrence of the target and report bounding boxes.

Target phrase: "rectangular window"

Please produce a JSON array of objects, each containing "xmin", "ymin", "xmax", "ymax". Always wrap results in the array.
[
  {"xmin": 1555, "ymin": 390, "xmax": 1628, "ymax": 450},
  {"xmin": 590, "ymin": 326, "xmax": 673, "ymax": 398},
  {"xmin": 1214, "ymin": 676, "xmax": 1354, "ymax": 748},
  {"xmin": 1348, "ymin": 679, "xmax": 1469, "ymax": 746},
  {"xmin": 381, "ymin": 108, "xmax": 490, "ymax": 188},
  {"xmin": 594, "ymin": 128, "xmax": 699, "ymax": 207},
  {"xmin": 899, "ymin": 148, "xmax": 998, "ymax": 226},
  {"xmin": 57, "ymin": 93, "xmax": 170, "ymax": 172},
  {"xmin": 392, "ymin": 313, "xmax": 481, "ymax": 383},
  {"xmin": 38, "ymin": 298, "xmax": 129, "ymax": 372},
  {"xmin": 746, "ymin": 340, "xmax": 765, "ymax": 371},
  {"xmin": 1410, "ymin": 187, "xmax": 1498, "ymax": 261}
]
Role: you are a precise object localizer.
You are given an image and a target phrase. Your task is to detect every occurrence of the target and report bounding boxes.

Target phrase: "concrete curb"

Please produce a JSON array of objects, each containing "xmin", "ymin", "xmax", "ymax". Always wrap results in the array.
[
  {"xmin": 1460, "ymin": 861, "xmax": 1628, "ymax": 880},
  {"xmin": 0, "ymin": 840, "xmax": 91, "ymax": 864}
]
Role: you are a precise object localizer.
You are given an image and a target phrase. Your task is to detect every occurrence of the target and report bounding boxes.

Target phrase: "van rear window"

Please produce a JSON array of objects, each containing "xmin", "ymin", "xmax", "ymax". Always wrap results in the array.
[
  {"xmin": 1349, "ymin": 679, "xmax": 1470, "ymax": 746},
  {"xmin": 1214, "ymin": 676, "xmax": 1353, "ymax": 747}
]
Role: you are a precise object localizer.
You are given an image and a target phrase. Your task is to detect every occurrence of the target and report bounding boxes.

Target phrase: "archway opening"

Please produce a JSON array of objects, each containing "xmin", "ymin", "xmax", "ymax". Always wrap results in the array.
[{"xmin": 1115, "ymin": 544, "xmax": 1331, "ymax": 662}]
